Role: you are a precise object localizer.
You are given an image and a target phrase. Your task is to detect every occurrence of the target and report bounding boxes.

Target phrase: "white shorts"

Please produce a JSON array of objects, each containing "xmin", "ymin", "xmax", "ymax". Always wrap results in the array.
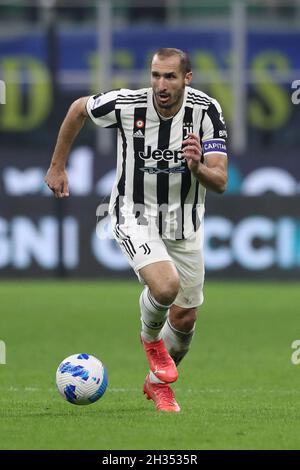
[{"xmin": 111, "ymin": 216, "xmax": 205, "ymax": 309}]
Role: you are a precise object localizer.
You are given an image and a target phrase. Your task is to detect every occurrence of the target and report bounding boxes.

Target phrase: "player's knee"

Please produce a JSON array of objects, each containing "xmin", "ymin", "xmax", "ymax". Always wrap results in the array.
[
  {"xmin": 152, "ymin": 276, "xmax": 180, "ymax": 306},
  {"xmin": 171, "ymin": 307, "xmax": 197, "ymax": 332}
]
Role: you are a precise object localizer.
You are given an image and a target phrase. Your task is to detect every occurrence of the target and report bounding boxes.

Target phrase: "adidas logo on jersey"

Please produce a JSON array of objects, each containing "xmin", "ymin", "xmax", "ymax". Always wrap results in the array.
[
  {"xmin": 138, "ymin": 146, "xmax": 184, "ymax": 163},
  {"xmin": 133, "ymin": 129, "xmax": 144, "ymax": 138}
]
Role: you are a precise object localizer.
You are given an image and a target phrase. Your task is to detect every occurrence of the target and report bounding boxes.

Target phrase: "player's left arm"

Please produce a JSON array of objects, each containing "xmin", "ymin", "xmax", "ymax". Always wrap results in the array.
[
  {"xmin": 182, "ymin": 133, "xmax": 228, "ymax": 193},
  {"xmin": 183, "ymin": 98, "xmax": 228, "ymax": 193}
]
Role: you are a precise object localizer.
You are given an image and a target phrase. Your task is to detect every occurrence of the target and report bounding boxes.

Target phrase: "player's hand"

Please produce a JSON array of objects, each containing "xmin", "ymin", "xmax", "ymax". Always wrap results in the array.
[
  {"xmin": 44, "ymin": 165, "xmax": 69, "ymax": 198},
  {"xmin": 182, "ymin": 133, "xmax": 202, "ymax": 173}
]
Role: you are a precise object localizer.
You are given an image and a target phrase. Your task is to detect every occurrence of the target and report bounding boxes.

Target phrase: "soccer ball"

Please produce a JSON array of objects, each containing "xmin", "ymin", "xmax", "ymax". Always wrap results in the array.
[{"xmin": 56, "ymin": 353, "xmax": 108, "ymax": 405}]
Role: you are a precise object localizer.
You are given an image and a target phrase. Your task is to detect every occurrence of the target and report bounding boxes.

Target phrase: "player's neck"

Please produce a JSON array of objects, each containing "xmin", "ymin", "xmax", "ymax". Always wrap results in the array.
[
  {"xmin": 156, "ymin": 110, "xmax": 174, "ymax": 120},
  {"xmin": 153, "ymin": 95, "xmax": 184, "ymax": 119}
]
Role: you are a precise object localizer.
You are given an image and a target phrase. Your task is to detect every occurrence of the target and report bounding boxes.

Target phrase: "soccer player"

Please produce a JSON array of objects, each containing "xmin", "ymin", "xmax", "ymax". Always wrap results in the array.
[{"xmin": 45, "ymin": 48, "xmax": 228, "ymax": 412}]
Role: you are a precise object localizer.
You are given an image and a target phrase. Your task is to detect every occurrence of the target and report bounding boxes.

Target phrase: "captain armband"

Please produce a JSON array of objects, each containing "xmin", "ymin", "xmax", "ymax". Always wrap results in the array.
[{"xmin": 202, "ymin": 138, "xmax": 227, "ymax": 157}]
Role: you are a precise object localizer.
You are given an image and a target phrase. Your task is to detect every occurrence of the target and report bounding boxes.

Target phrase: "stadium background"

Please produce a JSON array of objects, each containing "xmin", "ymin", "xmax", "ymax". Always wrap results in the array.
[
  {"xmin": 1, "ymin": 0, "xmax": 300, "ymax": 280},
  {"xmin": 0, "ymin": 0, "xmax": 300, "ymax": 451}
]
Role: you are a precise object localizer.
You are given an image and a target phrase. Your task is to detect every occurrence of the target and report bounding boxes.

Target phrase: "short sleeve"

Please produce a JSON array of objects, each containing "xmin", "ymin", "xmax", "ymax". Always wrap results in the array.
[
  {"xmin": 201, "ymin": 99, "xmax": 228, "ymax": 156},
  {"xmin": 86, "ymin": 90, "xmax": 119, "ymax": 128}
]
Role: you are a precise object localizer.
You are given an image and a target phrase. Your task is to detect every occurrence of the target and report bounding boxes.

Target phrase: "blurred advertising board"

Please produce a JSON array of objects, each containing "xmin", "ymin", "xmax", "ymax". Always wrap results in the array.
[
  {"xmin": 0, "ymin": 27, "xmax": 299, "ymax": 151},
  {"xmin": 0, "ymin": 196, "xmax": 299, "ymax": 279}
]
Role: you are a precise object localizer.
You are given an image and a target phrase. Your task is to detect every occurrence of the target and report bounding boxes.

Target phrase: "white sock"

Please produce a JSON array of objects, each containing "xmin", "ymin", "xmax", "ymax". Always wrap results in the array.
[
  {"xmin": 149, "ymin": 371, "xmax": 165, "ymax": 384},
  {"xmin": 161, "ymin": 317, "xmax": 195, "ymax": 365},
  {"xmin": 139, "ymin": 286, "xmax": 171, "ymax": 342}
]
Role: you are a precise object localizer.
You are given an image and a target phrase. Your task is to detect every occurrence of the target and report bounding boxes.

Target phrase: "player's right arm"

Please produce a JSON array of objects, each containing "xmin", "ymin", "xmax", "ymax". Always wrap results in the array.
[
  {"xmin": 45, "ymin": 90, "xmax": 120, "ymax": 198},
  {"xmin": 45, "ymin": 96, "xmax": 89, "ymax": 198}
]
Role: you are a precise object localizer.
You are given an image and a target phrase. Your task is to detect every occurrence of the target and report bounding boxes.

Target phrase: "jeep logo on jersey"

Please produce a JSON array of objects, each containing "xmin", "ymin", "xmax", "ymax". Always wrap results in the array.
[{"xmin": 138, "ymin": 146, "xmax": 184, "ymax": 163}]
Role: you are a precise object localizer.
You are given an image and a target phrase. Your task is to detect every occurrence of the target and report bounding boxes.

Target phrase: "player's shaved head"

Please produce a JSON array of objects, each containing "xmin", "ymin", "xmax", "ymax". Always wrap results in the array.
[{"xmin": 152, "ymin": 48, "xmax": 192, "ymax": 75}]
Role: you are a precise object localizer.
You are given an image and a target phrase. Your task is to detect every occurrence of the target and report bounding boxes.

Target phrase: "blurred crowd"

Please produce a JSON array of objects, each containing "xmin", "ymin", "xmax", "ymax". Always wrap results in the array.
[{"xmin": 0, "ymin": 0, "xmax": 299, "ymax": 24}]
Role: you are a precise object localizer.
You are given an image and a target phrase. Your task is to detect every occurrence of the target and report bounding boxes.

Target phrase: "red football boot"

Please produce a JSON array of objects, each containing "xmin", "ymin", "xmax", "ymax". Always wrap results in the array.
[
  {"xmin": 141, "ymin": 336, "xmax": 178, "ymax": 383},
  {"xmin": 143, "ymin": 374, "xmax": 180, "ymax": 412}
]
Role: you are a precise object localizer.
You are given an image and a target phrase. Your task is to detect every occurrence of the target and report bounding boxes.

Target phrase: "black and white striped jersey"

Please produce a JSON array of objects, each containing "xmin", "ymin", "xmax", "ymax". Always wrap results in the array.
[{"xmin": 86, "ymin": 86, "xmax": 227, "ymax": 240}]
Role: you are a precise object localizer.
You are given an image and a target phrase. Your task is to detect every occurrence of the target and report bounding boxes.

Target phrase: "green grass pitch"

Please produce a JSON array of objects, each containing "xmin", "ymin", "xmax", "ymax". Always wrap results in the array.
[{"xmin": 0, "ymin": 280, "xmax": 299, "ymax": 450}]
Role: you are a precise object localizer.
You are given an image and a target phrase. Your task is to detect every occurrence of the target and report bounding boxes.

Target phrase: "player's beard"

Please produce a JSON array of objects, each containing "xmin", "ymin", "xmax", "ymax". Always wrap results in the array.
[{"xmin": 154, "ymin": 86, "xmax": 185, "ymax": 114}]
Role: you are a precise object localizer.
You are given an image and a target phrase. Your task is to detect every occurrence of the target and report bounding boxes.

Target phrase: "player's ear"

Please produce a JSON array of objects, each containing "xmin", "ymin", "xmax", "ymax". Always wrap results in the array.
[{"xmin": 185, "ymin": 71, "xmax": 192, "ymax": 85}]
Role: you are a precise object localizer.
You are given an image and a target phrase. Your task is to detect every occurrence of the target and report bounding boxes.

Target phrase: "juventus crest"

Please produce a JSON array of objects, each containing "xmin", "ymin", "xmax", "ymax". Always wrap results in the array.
[{"xmin": 183, "ymin": 122, "xmax": 193, "ymax": 140}]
